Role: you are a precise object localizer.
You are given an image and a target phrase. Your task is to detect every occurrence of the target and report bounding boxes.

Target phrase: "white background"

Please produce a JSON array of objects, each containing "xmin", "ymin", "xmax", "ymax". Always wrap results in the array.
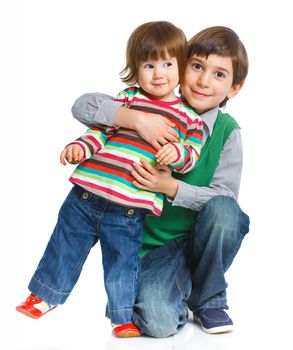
[{"xmin": 2, "ymin": 0, "xmax": 293, "ymax": 349}]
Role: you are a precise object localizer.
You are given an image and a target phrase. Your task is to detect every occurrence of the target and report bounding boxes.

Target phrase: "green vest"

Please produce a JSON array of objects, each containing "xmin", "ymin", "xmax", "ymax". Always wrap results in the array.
[{"xmin": 140, "ymin": 110, "xmax": 240, "ymax": 256}]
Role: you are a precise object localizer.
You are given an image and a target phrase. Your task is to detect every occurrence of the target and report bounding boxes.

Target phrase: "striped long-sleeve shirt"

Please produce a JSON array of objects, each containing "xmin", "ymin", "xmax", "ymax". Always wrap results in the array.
[{"xmin": 69, "ymin": 87, "xmax": 203, "ymax": 215}]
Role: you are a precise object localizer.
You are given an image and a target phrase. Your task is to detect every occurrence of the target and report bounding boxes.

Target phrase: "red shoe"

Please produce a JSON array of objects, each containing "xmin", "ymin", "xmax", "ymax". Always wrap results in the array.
[
  {"xmin": 113, "ymin": 323, "xmax": 141, "ymax": 337},
  {"xmin": 16, "ymin": 293, "xmax": 57, "ymax": 319}
]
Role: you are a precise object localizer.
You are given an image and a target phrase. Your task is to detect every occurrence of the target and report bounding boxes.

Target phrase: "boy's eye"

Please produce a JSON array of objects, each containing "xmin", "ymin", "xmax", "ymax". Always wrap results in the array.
[
  {"xmin": 192, "ymin": 63, "xmax": 202, "ymax": 70},
  {"xmin": 216, "ymin": 71, "xmax": 225, "ymax": 78}
]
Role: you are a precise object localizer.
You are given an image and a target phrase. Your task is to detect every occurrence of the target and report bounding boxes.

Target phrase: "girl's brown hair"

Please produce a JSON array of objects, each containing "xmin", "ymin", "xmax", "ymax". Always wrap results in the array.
[{"xmin": 120, "ymin": 21, "xmax": 188, "ymax": 86}]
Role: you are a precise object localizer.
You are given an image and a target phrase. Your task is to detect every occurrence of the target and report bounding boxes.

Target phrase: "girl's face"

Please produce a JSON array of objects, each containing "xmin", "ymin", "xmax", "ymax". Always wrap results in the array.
[
  {"xmin": 181, "ymin": 54, "xmax": 242, "ymax": 114},
  {"xmin": 138, "ymin": 55, "xmax": 179, "ymax": 101}
]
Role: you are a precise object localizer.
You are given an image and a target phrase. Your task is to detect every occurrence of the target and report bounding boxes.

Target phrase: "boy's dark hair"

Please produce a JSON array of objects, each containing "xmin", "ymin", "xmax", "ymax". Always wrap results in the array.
[
  {"xmin": 120, "ymin": 21, "xmax": 187, "ymax": 86},
  {"xmin": 188, "ymin": 26, "xmax": 249, "ymax": 107}
]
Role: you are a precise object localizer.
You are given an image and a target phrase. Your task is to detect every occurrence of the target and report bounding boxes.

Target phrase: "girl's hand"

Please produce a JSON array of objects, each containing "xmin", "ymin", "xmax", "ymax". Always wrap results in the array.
[
  {"xmin": 156, "ymin": 143, "xmax": 178, "ymax": 165},
  {"xmin": 132, "ymin": 159, "xmax": 179, "ymax": 198},
  {"xmin": 60, "ymin": 144, "xmax": 84, "ymax": 166}
]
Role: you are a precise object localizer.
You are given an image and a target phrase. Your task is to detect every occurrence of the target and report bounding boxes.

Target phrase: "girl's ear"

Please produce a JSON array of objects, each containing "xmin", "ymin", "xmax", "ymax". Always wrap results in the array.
[{"xmin": 227, "ymin": 82, "xmax": 243, "ymax": 99}]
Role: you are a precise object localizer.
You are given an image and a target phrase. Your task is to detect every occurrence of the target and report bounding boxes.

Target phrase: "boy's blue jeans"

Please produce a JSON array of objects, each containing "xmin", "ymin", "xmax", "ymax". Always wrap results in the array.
[
  {"xmin": 133, "ymin": 195, "xmax": 250, "ymax": 337},
  {"xmin": 28, "ymin": 185, "xmax": 146, "ymax": 325}
]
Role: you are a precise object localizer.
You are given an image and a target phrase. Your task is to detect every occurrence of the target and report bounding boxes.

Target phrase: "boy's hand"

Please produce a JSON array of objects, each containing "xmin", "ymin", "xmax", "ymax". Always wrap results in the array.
[
  {"xmin": 132, "ymin": 159, "xmax": 178, "ymax": 198},
  {"xmin": 60, "ymin": 144, "xmax": 84, "ymax": 166},
  {"xmin": 155, "ymin": 143, "xmax": 178, "ymax": 165},
  {"xmin": 133, "ymin": 112, "xmax": 179, "ymax": 150}
]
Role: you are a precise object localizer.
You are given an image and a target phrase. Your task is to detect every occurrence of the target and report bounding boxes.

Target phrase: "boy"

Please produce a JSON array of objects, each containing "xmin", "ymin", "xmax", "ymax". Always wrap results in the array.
[{"xmin": 70, "ymin": 26, "xmax": 250, "ymax": 336}]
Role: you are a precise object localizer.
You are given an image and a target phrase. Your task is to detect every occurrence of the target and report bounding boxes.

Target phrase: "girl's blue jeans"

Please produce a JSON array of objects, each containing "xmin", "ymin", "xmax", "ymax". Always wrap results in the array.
[{"xmin": 28, "ymin": 185, "xmax": 146, "ymax": 325}]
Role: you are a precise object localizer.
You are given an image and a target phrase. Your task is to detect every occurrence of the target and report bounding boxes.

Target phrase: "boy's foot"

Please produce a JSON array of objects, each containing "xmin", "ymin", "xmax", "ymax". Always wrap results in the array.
[
  {"xmin": 16, "ymin": 293, "xmax": 57, "ymax": 319},
  {"xmin": 112, "ymin": 323, "xmax": 141, "ymax": 337},
  {"xmin": 193, "ymin": 308, "xmax": 234, "ymax": 334}
]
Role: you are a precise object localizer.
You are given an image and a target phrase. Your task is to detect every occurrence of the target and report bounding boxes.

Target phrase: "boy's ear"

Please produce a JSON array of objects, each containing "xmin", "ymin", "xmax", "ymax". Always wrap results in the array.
[{"xmin": 227, "ymin": 82, "xmax": 243, "ymax": 99}]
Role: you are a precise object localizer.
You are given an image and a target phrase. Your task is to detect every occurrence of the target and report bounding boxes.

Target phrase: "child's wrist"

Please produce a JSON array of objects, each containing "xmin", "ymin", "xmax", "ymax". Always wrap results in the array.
[
  {"xmin": 133, "ymin": 111, "xmax": 145, "ymax": 131},
  {"xmin": 165, "ymin": 178, "xmax": 179, "ymax": 198},
  {"xmin": 115, "ymin": 106, "xmax": 141, "ymax": 130}
]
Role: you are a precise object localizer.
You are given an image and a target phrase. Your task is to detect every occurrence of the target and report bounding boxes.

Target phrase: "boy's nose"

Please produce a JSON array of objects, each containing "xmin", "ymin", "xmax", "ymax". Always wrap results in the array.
[{"xmin": 197, "ymin": 72, "xmax": 210, "ymax": 87}]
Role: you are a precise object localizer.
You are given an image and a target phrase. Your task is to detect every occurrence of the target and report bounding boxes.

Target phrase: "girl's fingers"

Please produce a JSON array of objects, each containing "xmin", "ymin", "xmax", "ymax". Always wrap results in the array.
[{"xmin": 157, "ymin": 149, "xmax": 175, "ymax": 163}]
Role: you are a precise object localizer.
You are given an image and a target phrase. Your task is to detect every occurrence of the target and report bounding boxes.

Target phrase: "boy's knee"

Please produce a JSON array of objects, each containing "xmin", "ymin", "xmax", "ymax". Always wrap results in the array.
[
  {"xmin": 204, "ymin": 195, "xmax": 237, "ymax": 215},
  {"xmin": 134, "ymin": 304, "xmax": 185, "ymax": 338},
  {"xmin": 134, "ymin": 289, "xmax": 188, "ymax": 338},
  {"xmin": 198, "ymin": 195, "xmax": 249, "ymax": 238},
  {"xmin": 202, "ymin": 196, "xmax": 239, "ymax": 224}
]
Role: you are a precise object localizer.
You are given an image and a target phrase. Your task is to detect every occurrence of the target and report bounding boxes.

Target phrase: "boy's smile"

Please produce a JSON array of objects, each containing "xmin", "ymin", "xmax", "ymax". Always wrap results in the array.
[{"xmin": 181, "ymin": 54, "xmax": 242, "ymax": 114}]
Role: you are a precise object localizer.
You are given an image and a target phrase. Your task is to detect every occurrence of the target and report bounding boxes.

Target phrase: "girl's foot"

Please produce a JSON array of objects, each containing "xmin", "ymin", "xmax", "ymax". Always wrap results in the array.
[
  {"xmin": 112, "ymin": 322, "xmax": 141, "ymax": 337},
  {"xmin": 16, "ymin": 293, "xmax": 57, "ymax": 319}
]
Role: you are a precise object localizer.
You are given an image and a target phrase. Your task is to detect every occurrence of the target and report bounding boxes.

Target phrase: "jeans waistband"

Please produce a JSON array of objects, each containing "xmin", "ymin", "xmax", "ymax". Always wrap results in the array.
[{"xmin": 73, "ymin": 184, "xmax": 148, "ymax": 216}]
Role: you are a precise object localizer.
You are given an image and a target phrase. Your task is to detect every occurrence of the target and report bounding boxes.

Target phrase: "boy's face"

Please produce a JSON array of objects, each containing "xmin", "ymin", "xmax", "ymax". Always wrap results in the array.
[
  {"xmin": 138, "ymin": 56, "xmax": 179, "ymax": 101},
  {"xmin": 181, "ymin": 54, "xmax": 242, "ymax": 114}
]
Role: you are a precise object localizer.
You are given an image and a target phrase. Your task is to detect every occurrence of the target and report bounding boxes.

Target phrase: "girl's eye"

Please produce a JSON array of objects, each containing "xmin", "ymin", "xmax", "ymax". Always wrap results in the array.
[
  {"xmin": 163, "ymin": 61, "xmax": 173, "ymax": 68},
  {"xmin": 216, "ymin": 71, "xmax": 225, "ymax": 78},
  {"xmin": 144, "ymin": 63, "xmax": 154, "ymax": 69},
  {"xmin": 192, "ymin": 63, "xmax": 202, "ymax": 70}
]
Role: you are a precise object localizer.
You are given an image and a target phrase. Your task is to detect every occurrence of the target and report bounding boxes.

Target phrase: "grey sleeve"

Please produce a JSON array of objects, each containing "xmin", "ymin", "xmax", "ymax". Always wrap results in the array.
[
  {"xmin": 171, "ymin": 128, "xmax": 243, "ymax": 211},
  {"xmin": 71, "ymin": 92, "xmax": 123, "ymax": 128}
]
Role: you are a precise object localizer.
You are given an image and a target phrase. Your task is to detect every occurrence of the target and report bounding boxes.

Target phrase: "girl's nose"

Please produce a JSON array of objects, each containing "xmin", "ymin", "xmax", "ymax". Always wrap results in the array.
[{"xmin": 153, "ymin": 67, "xmax": 163, "ymax": 79}]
